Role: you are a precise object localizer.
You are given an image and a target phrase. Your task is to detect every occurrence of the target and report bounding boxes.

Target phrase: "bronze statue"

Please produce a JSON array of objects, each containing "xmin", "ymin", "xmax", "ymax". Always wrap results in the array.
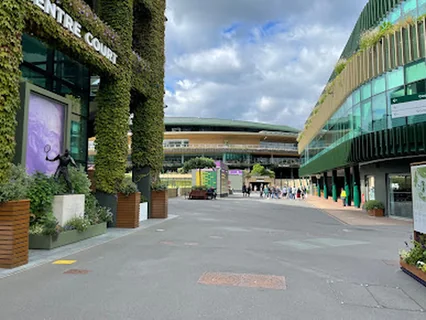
[{"xmin": 46, "ymin": 148, "xmax": 77, "ymax": 193}]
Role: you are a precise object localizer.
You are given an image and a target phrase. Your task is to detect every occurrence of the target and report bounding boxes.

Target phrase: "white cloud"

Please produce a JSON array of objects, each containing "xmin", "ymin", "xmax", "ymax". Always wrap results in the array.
[{"xmin": 164, "ymin": 0, "xmax": 366, "ymax": 129}]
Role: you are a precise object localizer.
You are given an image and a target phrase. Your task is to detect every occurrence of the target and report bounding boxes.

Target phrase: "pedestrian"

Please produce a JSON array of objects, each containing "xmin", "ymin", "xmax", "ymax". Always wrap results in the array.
[
  {"xmin": 340, "ymin": 188, "xmax": 347, "ymax": 207},
  {"xmin": 242, "ymin": 184, "xmax": 247, "ymax": 197}
]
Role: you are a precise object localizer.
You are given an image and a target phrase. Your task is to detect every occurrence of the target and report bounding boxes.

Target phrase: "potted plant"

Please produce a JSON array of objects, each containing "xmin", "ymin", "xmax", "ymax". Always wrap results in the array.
[
  {"xmin": 189, "ymin": 185, "xmax": 208, "ymax": 199},
  {"xmin": 0, "ymin": 165, "xmax": 31, "ymax": 268},
  {"xmin": 399, "ymin": 236, "xmax": 426, "ymax": 284},
  {"xmin": 28, "ymin": 169, "xmax": 112, "ymax": 249},
  {"xmin": 116, "ymin": 177, "xmax": 140, "ymax": 228},
  {"xmin": 362, "ymin": 200, "xmax": 385, "ymax": 217},
  {"xmin": 151, "ymin": 180, "xmax": 168, "ymax": 219}
]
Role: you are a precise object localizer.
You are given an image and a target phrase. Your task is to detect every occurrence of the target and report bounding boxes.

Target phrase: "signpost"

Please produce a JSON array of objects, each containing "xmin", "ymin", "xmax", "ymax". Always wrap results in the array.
[{"xmin": 391, "ymin": 93, "xmax": 426, "ymax": 119}]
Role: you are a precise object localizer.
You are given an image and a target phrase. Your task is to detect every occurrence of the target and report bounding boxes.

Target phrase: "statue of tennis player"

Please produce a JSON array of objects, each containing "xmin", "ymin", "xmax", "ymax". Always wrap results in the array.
[{"xmin": 46, "ymin": 148, "xmax": 77, "ymax": 193}]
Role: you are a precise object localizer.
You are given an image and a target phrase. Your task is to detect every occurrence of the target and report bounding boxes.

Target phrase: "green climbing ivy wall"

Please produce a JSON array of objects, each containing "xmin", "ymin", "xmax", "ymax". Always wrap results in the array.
[
  {"xmin": 93, "ymin": 0, "xmax": 133, "ymax": 194},
  {"xmin": 0, "ymin": 0, "xmax": 165, "ymax": 193},
  {"xmin": 131, "ymin": 0, "xmax": 166, "ymax": 178},
  {"xmin": 0, "ymin": 0, "xmax": 25, "ymax": 184}
]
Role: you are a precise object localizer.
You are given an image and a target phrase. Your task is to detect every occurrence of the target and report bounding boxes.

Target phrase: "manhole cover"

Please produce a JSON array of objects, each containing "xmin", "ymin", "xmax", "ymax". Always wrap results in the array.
[
  {"xmin": 64, "ymin": 269, "xmax": 90, "ymax": 274},
  {"xmin": 198, "ymin": 272, "xmax": 286, "ymax": 290}
]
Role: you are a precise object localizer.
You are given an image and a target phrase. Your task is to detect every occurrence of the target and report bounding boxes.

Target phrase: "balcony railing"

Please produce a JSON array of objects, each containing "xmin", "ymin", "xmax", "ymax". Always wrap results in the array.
[
  {"xmin": 163, "ymin": 158, "xmax": 300, "ymax": 167},
  {"xmin": 163, "ymin": 144, "xmax": 298, "ymax": 153}
]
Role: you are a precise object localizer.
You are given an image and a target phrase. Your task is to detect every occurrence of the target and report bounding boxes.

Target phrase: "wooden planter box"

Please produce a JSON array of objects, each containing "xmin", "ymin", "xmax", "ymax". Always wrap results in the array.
[
  {"xmin": 400, "ymin": 260, "xmax": 426, "ymax": 287},
  {"xmin": 0, "ymin": 200, "xmax": 30, "ymax": 269},
  {"xmin": 116, "ymin": 192, "xmax": 140, "ymax": 228},
  {"xmin": 29, "ymin": 222, "xmax": 107, "ymax": 250},
  {"xmin": 367, "ymin": 208, "xmax": 384, "ymax": 217},
  {"xmin": 189, "ymin": 190, "xmax": 207, "ymax": 200},
  {"xmin": 151, "ymin": 190, "xmax": 168, "ymax": 219}
]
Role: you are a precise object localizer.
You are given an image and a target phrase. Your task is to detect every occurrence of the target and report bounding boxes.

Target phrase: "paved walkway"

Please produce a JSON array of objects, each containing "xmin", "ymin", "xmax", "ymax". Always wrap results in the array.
[
  {"xmin": 0, "ymin": 197, "xmax": 424, "ymax": 319},
  {"xmin": 305, "ymin": 195, "xmax": 413, "ymax": 226}
]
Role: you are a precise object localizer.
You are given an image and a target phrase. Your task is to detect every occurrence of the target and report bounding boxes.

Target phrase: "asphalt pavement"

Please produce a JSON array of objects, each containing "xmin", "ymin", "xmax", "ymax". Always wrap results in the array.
[{"xmin": 0, "ymin": 195, "xmax": 425, "ymax": 320}]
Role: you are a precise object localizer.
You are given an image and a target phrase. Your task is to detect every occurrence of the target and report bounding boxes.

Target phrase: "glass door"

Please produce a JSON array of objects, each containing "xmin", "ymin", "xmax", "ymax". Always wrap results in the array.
[
  {"xmin": 365, "ymin": 175, "xmax": 375, "ymax": 201},
  {"xmin": 388, "ymin": 174, "xmax": 413, "ymax": 219}
]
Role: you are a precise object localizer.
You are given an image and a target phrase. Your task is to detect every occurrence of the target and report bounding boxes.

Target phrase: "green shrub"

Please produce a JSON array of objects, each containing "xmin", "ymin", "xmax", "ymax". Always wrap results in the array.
[
  {"xmin": 56, "ymin": 166, "xmax": 91, "ymax": 196},
  {"xmin": 39, "ymin": 212, "xmax": 61, "ymax": 236},
  {"xmin": 0, "ymin": 164, "xmax": 30, "ymax": 203},
  {"xmin": 152, "ymin": 180, "xmax": 168, "ymax": 191},
  {"xmin": 334, "ymin": 59, "xmax": 347, "ymax": 76},
  {"xmin": 64, "ymin": 216, "xmax": 91, "ymax": 233},
  {"xmin": 363, "ymin": 200, "xmax": 385, "ymax": 210},
  {"xmin": 118, "ymin": 177, "xmax": 139, "ymax": 196},
  {"xmin": 192, "ymin": 185, "xmax": 207, "ymax": 191},
  {"xmin": 28, "ymin": 172, "xmax": 58, "ymax": 220}
]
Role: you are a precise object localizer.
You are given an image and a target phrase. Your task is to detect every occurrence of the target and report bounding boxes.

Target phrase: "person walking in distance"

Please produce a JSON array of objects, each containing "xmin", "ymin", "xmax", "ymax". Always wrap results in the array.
[{"xmin": 340, "ymin": 188, "xmax": 347, "ymax": 207}]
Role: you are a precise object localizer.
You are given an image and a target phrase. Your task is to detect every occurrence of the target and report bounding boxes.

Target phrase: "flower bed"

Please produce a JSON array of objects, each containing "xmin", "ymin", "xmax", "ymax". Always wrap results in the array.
[
  {"xmin": 29, "ymin": 222, "xmax": 107, "ymax": 250},
  {"xmin": 399, "ymin": 235, "xmax": 426, "ymax": 286}
]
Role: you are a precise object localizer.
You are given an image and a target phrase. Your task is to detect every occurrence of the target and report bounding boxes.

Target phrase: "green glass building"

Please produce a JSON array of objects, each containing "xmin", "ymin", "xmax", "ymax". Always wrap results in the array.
[{"xmin": 298, "ymin": 0, "xmax": 426, "ymax": 219}]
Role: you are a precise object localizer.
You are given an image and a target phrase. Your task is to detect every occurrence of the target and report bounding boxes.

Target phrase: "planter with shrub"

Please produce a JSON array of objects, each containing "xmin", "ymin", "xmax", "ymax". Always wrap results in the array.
[
  {"xmin": 151, "ymin": 181, "xmax": 168, "ymax": 219},
  {"xmin": 189, "ymin": 186, "xmax": 208, "ymax": 199},
  {"xmin": 362, "ymin": 200, "xmax": 385, "ymax": 217},
  {"xmin": 28, "ymin": 167, "xmax": 112, "ymax": 250},
  {"xmin": 0, "ymin": 165, "xmax": 31, "ymax": 268},
  {"xmin": 116, "ymin": 177, "xmax": 140, "ymax": 228},
  {"xmin": 399, "ymin": 235, "xmax": 426, "ymax": 286}
]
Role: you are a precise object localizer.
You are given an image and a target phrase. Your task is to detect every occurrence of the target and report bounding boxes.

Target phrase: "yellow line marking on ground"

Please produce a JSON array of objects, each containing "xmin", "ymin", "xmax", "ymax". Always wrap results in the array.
[{"xmin": 52, "ymin": 260, "xmax": 76, "ymax": 265}]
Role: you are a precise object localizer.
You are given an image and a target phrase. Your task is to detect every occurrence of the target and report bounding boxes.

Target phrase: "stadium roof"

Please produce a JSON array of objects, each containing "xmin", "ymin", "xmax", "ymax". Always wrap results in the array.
[{"xmin": 164, "ymin": 117, "xmax": 299, "ymax": 133}]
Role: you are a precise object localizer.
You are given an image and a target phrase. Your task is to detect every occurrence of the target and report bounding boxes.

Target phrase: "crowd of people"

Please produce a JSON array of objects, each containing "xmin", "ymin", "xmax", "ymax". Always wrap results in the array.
[{"xmin": 242, "ymin": 184, "xmax": 308, "ymax": 200}]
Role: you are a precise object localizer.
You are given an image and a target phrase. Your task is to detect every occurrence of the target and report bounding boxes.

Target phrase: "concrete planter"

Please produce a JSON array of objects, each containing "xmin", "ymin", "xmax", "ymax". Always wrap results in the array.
[
  {"xmin": 400, "ymin": 260, "xmax": 426, "ymax": 287},
  {"xmin": 367, "ymin": 208, "xmax": 384, "ymax": 217},
  {"xmin": 0, "ymin": 200, "xmax": 30, "ymax": 269},
  {"xmin": 29, "ymin": 222, "xmax": 107, "ymax": 250},
  {"xmin": 116, "ymin": 192, "xmax": 140, "ymax": 228},
  {"xmin": 151, "ymin": 190, "xmax": 168, "ymax": 219},
  {"xmin": 53, "ymin": 194, "xmax": 85, "ymax": 227}
]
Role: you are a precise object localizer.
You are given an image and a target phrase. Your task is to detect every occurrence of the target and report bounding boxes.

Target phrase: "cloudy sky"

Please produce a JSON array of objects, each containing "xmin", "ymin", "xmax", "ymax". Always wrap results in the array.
[{"xmin": 164, "ymin": 0, "xmax": 367, "ymax": 129}]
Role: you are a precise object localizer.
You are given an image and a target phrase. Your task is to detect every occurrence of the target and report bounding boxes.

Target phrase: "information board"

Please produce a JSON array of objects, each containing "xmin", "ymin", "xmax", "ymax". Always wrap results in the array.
[
  {"xmin": 411, "ymin": 164, "xmax": 426, "ymax": 234},
  {"xmin": 391, "ymin": 93, "xmax": 426, "ymax": 118}
]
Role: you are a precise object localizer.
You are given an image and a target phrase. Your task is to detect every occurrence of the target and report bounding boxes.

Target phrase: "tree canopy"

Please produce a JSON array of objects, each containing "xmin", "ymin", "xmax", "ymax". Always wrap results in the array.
[
  {"xmin": 249, "ymin": 163, "xmax": 275, "ymax": 178},
  {"xmin": 182, "ymin": 157, "xmax": 216, "ymax": 173}
]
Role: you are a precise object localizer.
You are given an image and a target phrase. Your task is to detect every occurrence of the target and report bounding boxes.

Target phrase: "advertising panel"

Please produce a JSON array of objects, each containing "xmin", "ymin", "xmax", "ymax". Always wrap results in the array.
[
  {"xmin": 26, "ymin": 92, "xmax": 66, "ymax": 175},
  {"xmin": 411, "ymin": 164, "xmax": 426, "ymax": 234}
]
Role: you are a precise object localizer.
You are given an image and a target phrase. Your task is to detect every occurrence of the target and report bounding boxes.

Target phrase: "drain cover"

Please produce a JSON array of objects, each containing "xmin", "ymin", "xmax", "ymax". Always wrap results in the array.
[{"xmin": 64, "ymin": 269, "xmax": 90, "ymax": 274}]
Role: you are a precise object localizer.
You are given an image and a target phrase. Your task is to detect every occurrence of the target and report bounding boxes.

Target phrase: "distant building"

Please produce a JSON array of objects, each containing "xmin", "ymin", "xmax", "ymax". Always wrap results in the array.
[{"xmin": 163, "ymin": 117, "xmax": 300, "ymax": 179}]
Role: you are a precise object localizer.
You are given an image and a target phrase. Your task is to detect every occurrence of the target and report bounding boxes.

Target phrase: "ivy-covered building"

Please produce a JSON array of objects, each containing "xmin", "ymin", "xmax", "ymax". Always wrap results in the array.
[
  {"xmin": 1, "ymin": 0, "xmax": 165, "ymax": 203},
  {"xmin": 298, "ymin": 0, "xmax": 426, "ymax": 219}
]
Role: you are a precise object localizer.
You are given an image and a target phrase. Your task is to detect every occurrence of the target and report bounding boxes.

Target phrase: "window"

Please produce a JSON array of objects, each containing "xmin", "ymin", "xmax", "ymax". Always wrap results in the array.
[
  {"xmin": 361, "ymin": 83, "xmax": 372, "ymax": 100},
  {"xmin": 352, "ymin": 89, "xmax": 361, "ymax": 105},
  {"xmin": 372, "ymin": 75, "xmax": 386, "ymax": 95},
  {"xmin": 361, "ymin": 99, "xmax": 372, "ymax": 132},
  {"xmin": 353, "ymin": 104, "xmax": 361, "ymax": 135},
  {"xmin": 405, "ymin": 60, "xmax": 426, "ymax": 84},
  {"xmin": 372, "ymin": 93, "xmax": 387, "ymax": 131},
  {"xmin": 388, "ymin": 6, "xmax": 401, "ymax": 24},
  {"xmin": 386, "ymin": 67, "xmax": 404, "ymax": 89},
  {"xmin": 402, "ymin": 0, "xmax": 417, "ymax": 17},
  {"xmin": 163, "ymin": 140, "xmax": 189, "ymax": 148},
  {"xmin": 406, "ymin": 79, "xmax": 426, "ymax": 95}
]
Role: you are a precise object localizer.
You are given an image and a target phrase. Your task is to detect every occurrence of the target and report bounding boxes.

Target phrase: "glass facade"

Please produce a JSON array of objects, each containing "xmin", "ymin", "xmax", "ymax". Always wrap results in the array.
[
  {"xmin": 302, "ymin": 59, "xmax": 426, "ymax": 166},
  {"xmin": 21, "ymin": 34, "xmax": 90, "ymax": 167}
]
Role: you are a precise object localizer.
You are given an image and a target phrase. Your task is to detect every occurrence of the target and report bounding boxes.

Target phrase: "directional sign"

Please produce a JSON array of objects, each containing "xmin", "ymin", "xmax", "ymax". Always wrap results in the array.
[{"xmin": 391, "ymin": 93, "xmax": 426, "ymax": 118}]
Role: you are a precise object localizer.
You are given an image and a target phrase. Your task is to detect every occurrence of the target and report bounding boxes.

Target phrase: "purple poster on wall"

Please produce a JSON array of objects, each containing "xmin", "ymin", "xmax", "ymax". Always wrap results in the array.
[{"xmin": 26, "ymin": 92, "xmax": 65, "ymax": 175}]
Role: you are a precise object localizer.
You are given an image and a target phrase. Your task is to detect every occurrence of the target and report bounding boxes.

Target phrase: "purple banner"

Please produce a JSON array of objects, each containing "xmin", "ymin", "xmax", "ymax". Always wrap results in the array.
[
  {"xmin": 26, "ymin": 92, "xmax": 65, "ymax": 175},
  {"xmin": 229, "ymin": 170, "xmax": 243, "ymax": 175}
]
